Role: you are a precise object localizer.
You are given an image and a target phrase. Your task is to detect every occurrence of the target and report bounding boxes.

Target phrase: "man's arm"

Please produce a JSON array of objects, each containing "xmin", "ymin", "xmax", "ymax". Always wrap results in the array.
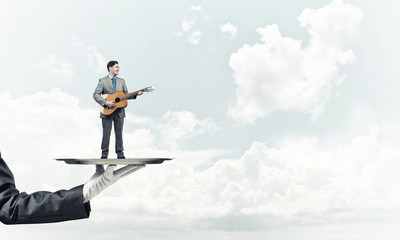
[
  {"xmin": 121, "ymin": 78, "xmax": 138, "ymax": 100},
  {"xmin": 0, "ymin": 152, "xmax": 144, "ymax": 225},
  {"xmin": 93, "ymin": 79, "xmax": 107, "ymax": 106},
  {"xmin": 0, "ymin": 154, "xmax": 90, "ymax": 224}
]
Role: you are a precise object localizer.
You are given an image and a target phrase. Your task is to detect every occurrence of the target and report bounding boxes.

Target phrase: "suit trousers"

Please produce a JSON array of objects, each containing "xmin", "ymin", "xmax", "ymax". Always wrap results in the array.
[{"xmin": 101, "ymin": 112, "xmax": 124, "ymax": 157}]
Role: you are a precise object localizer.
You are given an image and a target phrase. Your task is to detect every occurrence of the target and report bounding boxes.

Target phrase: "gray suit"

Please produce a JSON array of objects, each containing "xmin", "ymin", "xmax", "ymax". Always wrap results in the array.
[{"xmin": 93, "ymin": 76, "xmax": 136, "ymax": 158}]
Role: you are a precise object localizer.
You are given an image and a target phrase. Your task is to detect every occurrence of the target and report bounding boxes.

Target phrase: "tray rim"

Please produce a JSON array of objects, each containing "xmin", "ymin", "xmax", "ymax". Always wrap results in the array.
[{"xmin": 55, "ymin": 157, "xmax": 173, "ymax": 165}]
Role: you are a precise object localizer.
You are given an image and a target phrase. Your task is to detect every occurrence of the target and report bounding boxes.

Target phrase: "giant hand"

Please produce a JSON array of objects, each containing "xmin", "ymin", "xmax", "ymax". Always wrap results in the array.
[{"xmin": 83, "ymin": 164, "xmax": 145, "ymax": 203}]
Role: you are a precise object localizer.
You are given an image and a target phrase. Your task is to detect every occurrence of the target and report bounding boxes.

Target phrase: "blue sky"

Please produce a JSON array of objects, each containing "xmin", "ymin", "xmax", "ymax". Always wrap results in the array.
[{"xmin": 2, "ymin": 0, "xmax": 400, "ymax": 239}]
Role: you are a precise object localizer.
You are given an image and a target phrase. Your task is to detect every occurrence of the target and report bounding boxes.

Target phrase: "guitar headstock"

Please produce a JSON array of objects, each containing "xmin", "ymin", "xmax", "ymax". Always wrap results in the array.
[{"xmin": 144, "ymin": 86, "xmax": 155, "ymax": 92}]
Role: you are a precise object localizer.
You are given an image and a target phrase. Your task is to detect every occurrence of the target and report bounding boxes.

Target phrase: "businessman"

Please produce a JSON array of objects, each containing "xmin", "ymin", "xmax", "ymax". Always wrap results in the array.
[
  {"xmin": 0, "ymin": 151, "xmax": 144, "ymax": 224},
  {"xmin": 93, "ymin": 61, "xmax": 143, "ymax": 159}
]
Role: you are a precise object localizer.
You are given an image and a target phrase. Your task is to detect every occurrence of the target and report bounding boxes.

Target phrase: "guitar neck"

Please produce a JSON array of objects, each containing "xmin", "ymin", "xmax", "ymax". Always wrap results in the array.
[{"xmin": 119, "ymin": 88, "xmax": 146, "ymax": 101}]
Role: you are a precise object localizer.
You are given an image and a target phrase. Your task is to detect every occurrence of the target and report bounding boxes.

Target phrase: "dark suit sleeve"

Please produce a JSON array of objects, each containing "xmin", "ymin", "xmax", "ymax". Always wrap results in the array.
[{"xmin": 0, "ymin": 154, "xmax": 91, "ymax": 224}]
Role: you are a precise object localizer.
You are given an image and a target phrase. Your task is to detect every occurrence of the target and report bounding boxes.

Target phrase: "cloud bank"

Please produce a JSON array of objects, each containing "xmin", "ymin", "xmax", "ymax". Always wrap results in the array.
[
  {"xmin": 98, "ymin": 124, "xmax": 400, "ymax": 232},
  {"xmin": 2, "ymin": 91, "xmax": 400, "ymax": 236},
  {"xmin": 0, "ymin": 89, "xmax": 218, "ymax": 190}
]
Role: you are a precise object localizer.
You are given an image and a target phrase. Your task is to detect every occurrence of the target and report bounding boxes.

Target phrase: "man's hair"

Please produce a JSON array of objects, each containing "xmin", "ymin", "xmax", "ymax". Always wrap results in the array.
[{"xmin": 107, "ymin": 61, "xmax": 119, "ymax": 72}]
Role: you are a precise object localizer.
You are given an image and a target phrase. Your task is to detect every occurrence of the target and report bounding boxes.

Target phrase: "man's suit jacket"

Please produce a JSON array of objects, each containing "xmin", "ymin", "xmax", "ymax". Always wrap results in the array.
[
  {"xmin": 0, "ymin": 153, "xmax": 91, "ymax": 224},
  {"xmin": 93, "ymin": 76, "xmax": 136, "ymax": 118}
]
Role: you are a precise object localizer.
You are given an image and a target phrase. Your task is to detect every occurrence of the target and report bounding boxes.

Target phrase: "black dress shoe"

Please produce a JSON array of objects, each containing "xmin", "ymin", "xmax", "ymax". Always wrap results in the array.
[
  {"xmin": 117, "ymin": 156, "xmax": 125, "ymax": 159},
  {"xmin": 101, "ymin": 156, "xmax": 108, "ymax": 159}
]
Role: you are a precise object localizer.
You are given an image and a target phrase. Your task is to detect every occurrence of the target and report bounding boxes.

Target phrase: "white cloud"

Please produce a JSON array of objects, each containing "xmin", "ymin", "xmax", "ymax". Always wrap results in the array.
[
  {"xmin": 228, "ymin": 0, "xmax": 363, "ymax": 123},
  {"xmin": 220, "ymin": 22, "xmax": 238, "ymax": 38},
  {"xmin": 158, "ymin": 111, "xmax": 218, "ymax": 150},
  {"xmin": 177, "ymin": 17, "xmax": 201, "ymax": 45},
  {"xmin": 190, "ymin": 5, "xmax": 203, "ymax": 12},
  {"xmin": 123, "ymin": 111, "xmax": 219, "ymax": 154},
  {"xmin": 298, "ymin": 0, "xmax": 363, "ymax": 49},
  {"xmin": 37, "ymin": 53, "xmax": 74, "ymax": 80},
  {"xmin": 188, "ymin": 30, "xmax": 202, "ymax": 45},
  {"xmin": 177, "ymin": 6, "xmax": 209, "ymax": 45},
  {"xmin": 72, "ymin": 35, "xmax": 107, "ymax": 75},
  {"xmin": 182, "ymin": 17, "xmax": 195, "ymax": 32}
]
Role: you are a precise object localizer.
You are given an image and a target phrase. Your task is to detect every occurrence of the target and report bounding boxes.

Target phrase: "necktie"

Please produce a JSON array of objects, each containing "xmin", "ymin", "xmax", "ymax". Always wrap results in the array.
[{"xmin": 111, "ymin": 78, "xmax": 116, "ymax": 89}]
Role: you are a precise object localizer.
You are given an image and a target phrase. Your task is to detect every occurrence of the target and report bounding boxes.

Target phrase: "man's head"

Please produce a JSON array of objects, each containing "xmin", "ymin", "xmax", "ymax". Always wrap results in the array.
[{"xmin": 107, "ymin": 61, "xmax": 119, "ymax": 76}]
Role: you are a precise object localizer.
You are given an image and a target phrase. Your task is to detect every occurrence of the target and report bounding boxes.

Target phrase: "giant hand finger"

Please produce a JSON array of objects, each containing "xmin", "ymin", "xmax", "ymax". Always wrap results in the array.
[
  {"xmin": 118, "ymin": 165, "xmax": 145, "ymax": 178},
  {"xmin": 103, "ymin": 164, "xmax": 117, "ymax": 181},
  {"xmin": 88, "ymin": 165, "xmax": 105, "ymax": 181},
  {"xmin": 114, "ymin": 164, "xmax": 145, "ymax": 178}
]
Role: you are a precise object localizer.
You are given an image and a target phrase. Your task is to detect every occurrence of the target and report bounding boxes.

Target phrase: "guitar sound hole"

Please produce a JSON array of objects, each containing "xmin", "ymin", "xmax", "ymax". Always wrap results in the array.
[{"xmin": 115, "ymin": 98, "xmax": 120, "ymax": 103}]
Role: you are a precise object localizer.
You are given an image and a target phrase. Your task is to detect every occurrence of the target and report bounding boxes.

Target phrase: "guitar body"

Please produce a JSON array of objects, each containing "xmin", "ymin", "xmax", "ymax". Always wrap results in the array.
[
  {"xmin": 98, "ymin": 86, "xmax": 154, "ymax": 116},
  {"xmin": 99, "ymin": 91, "xmax": 128, "ymax": 116}
]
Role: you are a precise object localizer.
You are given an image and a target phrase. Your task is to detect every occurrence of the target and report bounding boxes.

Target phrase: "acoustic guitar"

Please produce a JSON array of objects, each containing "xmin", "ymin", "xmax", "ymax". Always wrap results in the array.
[{"xmin": 99, "ymin": 86, "xmax": 155, "ymax": 115}]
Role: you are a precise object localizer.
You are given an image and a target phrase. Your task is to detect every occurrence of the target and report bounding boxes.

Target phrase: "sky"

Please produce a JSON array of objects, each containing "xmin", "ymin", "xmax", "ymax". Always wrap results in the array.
[{"xmin": 1, "ymin": 0, "xmax": 400, "ymax": 239}]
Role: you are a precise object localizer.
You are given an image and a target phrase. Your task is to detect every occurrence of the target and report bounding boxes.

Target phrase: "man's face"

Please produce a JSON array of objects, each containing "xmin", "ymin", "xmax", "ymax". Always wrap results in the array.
[{"xmin": 109, "ymin": 64, "xmax": 120, "ymax": 76}]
